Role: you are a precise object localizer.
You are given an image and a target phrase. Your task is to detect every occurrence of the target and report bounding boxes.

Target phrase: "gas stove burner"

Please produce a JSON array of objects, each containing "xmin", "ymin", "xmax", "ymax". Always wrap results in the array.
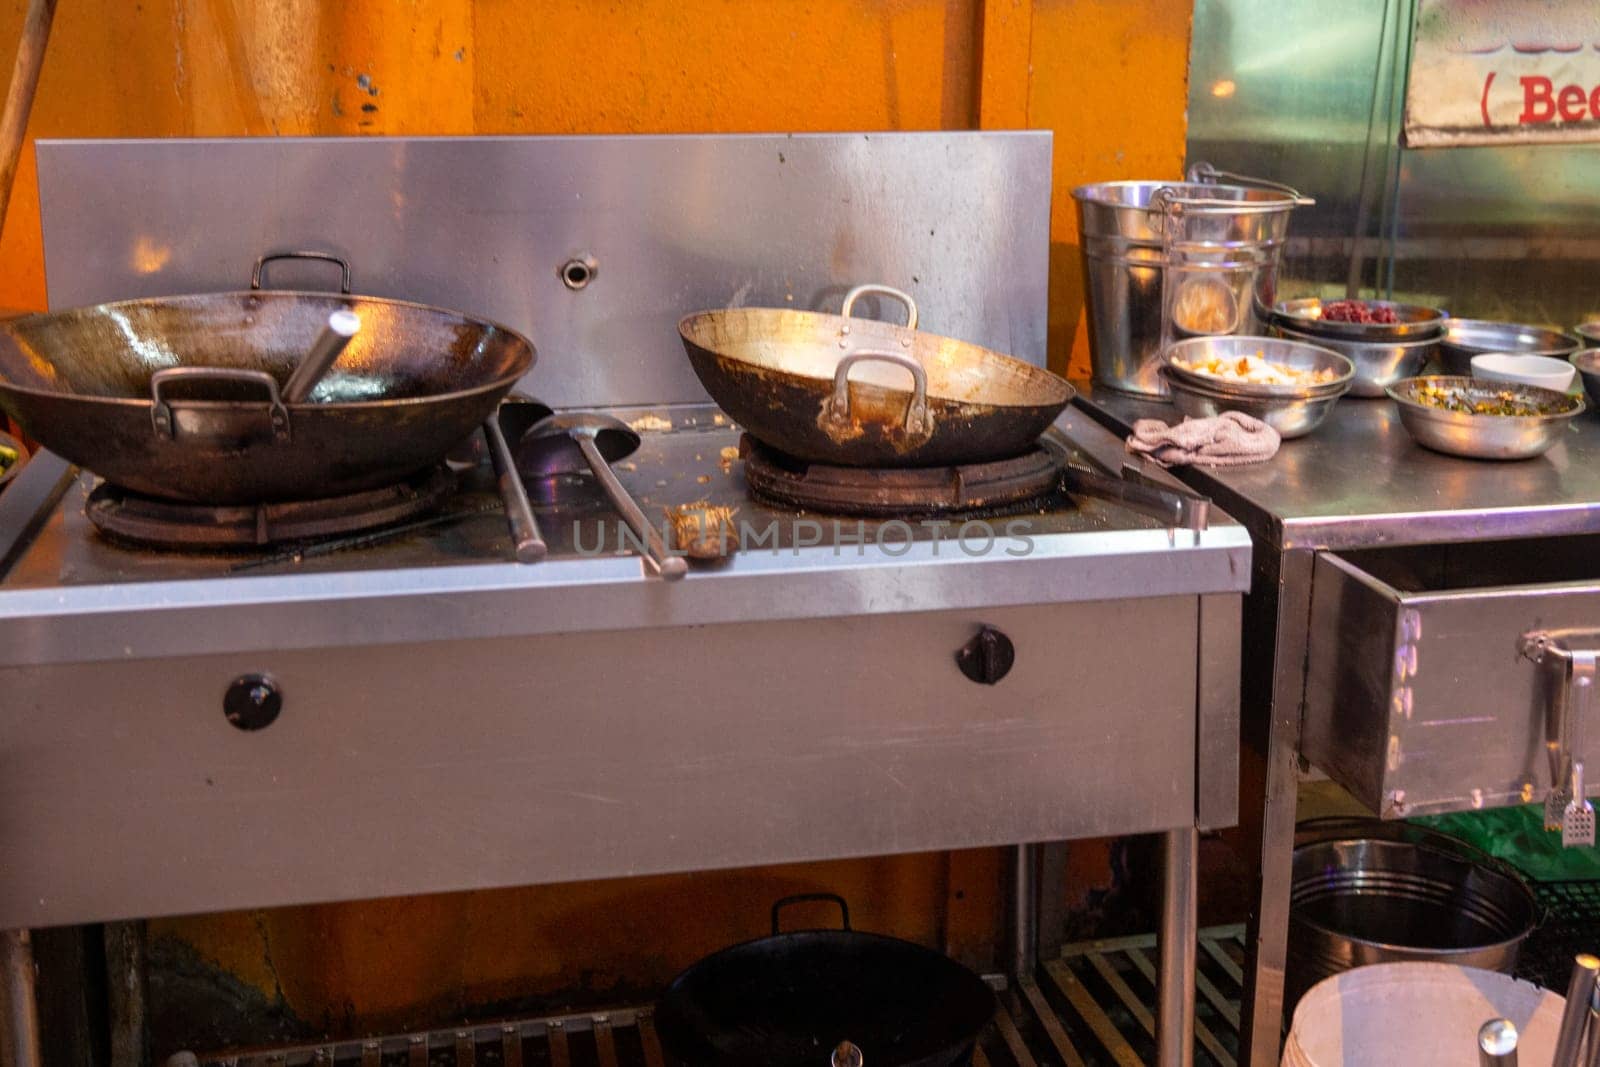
[
  {"xmin": 86, "ymin": 466, "xmax": 457, "ymax": 550},
  {"xmin": 739, "ymin": 435, "xmax": 1065, "ymax": 517}
]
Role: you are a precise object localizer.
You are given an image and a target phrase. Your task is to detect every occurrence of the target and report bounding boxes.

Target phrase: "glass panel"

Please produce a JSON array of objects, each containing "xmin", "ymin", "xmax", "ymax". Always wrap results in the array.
[{"xmin": 1187, "ymin": 0, "xmax": 1600, "ymax": 330}]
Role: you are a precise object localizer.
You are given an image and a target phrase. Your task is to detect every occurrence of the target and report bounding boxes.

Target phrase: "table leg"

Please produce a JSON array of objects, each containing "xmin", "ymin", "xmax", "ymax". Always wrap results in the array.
[
  {"xmin": 1, "ymin": 928, "xmax": 41, "ymax": 1067},
  {"xmin": 1158, "ymin": 825, "xmax": 1197, "ymax": 1067},
  {"xmin": 1238, "ymin": 547, "xmax": 1314, "ymax": 1067},
  {"xmin": 1011, "ymin": 843, "xmax": 1038, "ymax": 979}
]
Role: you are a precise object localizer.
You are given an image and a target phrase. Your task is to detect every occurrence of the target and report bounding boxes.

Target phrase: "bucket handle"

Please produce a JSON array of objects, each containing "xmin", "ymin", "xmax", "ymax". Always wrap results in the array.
[
  {"xmin": 1187, "ymin": 161, "xmax": 1316, "ymax": 207},
  {"xmin": 772, "ymin": 893, "xmax": 851, "ymax": 934}
]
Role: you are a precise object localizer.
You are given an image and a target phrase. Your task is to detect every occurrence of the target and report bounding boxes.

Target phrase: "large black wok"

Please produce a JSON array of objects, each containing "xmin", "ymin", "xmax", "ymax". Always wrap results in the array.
[
  {"xmin": 0, "ymin": 252, "xmax": 533, "ymax": 503},
  {"xmin": 680, "ymin": 284, "xmax": 1072, "ymax": 468},
  {"xmin": 655, "ymin": 894, "xmax": 994, "ymax": 1067}
]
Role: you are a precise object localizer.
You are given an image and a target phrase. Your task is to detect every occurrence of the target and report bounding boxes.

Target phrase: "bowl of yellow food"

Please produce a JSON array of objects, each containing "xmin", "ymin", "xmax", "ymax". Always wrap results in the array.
[
  {"xmin": 0, "ymin": 431, "xmax": 26, "ymax": 491},
  {"xmin": 1385, "ymin": 376, "xmax": 1583, "ymax": 460},
  {"xmin": 1160, "ymin": 335, "xmax": 1354, "ymax": 438}
]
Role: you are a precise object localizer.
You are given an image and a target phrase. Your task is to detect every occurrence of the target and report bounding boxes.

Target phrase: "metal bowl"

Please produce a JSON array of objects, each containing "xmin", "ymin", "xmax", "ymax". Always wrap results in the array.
[
  {"xmin": 1576, "ymin": 321, "xmax": 1600, "ymax": 349},
  {"xmin": 1386, "ymin": 376, "xmax": 1583, "ymax": 460},
  {"xmin": 1437, "ymin": 319, "xmax": 1580, "ymax": 375},
  {"xmin": 1571, "ymin": 348, "xmax": 1600, "ymax": 409},
  {"xmin": 1272, "ymin": 297, "xmax": 1447, "ymax": 342},
  {"xmin": 1161, "ymin": 336, "xmax": 1353, "ymax": 439},
  {"xmin": 1275, "ymin": 323, "xmax": 1437, "ymax": 398},
  {"xmin": 1164, "ymin": 373, "xmax": 1346, "ymax": 438},
  {"xmin": 1162, "ymin": 335, "xmax": 1354, "ymax": 398},
  {"xmin": 1288, "ymin": 835, "xmax": 1536, "ymax": 1014}
]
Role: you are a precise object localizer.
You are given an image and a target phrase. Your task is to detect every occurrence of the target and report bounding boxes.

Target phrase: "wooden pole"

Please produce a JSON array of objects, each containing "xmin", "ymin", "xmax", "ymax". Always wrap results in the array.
[{"xmin": 0, "ymin": 0, "xmax": 57, "ymax": 242}]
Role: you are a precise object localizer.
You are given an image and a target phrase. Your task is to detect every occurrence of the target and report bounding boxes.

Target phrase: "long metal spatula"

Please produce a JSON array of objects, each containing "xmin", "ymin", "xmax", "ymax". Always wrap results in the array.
[
  {"xmin": 1566, "ymin": 654, "xmax": 1597, "ymax": 846},
  {"xmin": 283, "ymin": 309, "xmax": 361, "ymax": 403},
  {"xmin": 1569, "ymin": 758, "xmax": 1596, "ymax": 848}
]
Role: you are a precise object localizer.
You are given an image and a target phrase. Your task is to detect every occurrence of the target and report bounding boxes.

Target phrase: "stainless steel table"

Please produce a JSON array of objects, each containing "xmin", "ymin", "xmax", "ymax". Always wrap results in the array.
[{"xmin": 1080, "ymin": 384, "xmax": 1600, "ymax": 1067}]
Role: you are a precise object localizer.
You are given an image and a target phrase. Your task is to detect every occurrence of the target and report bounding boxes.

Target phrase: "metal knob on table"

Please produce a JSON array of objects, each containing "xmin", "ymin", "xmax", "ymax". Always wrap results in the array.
[{"xmin": 1479, "ymin": 1018, "xmax": 1517, "ymax": 1067}]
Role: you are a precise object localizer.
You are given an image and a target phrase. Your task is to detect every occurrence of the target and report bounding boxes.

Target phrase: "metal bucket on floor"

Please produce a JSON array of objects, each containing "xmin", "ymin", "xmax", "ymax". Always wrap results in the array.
[
  {"xmin": 1286, "ymin": 820, "xmax": 1537, "ymax": 1017},
  {"xmin": 1072, "ymin": 163, "xmax": 1310, "ymax": 397}
]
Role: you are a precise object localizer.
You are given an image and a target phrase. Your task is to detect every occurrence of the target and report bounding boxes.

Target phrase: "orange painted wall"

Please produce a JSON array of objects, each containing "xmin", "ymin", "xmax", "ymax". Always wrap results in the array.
[{"xmin": 0, "ymin": 0, "xmax": 1191, "ymax": 1039}]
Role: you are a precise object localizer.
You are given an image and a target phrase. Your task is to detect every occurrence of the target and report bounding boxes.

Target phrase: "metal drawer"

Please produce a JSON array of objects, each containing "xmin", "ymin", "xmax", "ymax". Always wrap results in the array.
[
  {"xmin": 1303, "ymin": 543, "xmax": 1600, "ymax": 818},
  {"xmin": 0, "ymin": 596, "xmax": 1214, "ymax": 929}
]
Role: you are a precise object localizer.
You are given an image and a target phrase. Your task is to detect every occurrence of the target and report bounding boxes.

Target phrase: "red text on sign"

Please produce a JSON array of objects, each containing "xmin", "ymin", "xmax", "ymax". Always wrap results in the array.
[{"xmin": 1518, "ymin": 76, "xmax": 1600, "ymax": 124}]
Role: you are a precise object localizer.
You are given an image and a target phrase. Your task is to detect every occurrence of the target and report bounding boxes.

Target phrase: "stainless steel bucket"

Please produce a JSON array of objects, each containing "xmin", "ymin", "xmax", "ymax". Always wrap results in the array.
[
  {"xmin": 1286, "ymin": 828, "xmax": 1537, "ymax": 1017},
  {"xmin": 1072, "ymin": 164, "xmax": 1309, "ymax": 397}
]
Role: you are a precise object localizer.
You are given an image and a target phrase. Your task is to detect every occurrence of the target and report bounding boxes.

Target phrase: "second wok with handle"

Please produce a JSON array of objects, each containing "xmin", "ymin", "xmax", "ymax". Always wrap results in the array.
[
  {"xmin": 0, "ymin": 251, "xmax": 534, "ymax": 504},
  {"xmin": 679, "ymin": 285, "xmax": 1073, "ymax": 468}
]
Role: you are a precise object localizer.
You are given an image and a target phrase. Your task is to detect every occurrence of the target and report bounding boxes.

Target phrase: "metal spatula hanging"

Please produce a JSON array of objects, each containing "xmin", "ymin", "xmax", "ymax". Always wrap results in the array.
[
  {"xmin": 1522, "ymin": 635, "xmax": 1596, "ymax": 842},
  {"xmin": 1566, "ymin": 758, "xmax": 1595, "ymax": 849},
  {"xmin": 1563, "ymin": 652, "xmax": 1596, "ymax": 847}
]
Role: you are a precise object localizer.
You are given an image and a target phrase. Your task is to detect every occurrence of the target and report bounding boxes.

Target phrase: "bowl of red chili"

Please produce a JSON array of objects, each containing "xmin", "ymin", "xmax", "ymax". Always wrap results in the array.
[{"xmin": 1272, "ymin": 297, "xmax": 1448, "ymax": 343}]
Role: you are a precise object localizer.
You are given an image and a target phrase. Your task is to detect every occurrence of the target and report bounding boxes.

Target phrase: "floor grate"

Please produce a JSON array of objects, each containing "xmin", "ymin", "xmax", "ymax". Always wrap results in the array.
[{"xmin": 181, "ymin": 926, "xmax": 1249, "ymax": 1067}]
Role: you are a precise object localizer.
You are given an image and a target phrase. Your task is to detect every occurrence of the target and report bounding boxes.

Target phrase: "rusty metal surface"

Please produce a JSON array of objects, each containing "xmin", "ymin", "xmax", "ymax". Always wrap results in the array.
[{"xmin": 0, "ymin": 289, "xmax": 531, "ymax": 502}]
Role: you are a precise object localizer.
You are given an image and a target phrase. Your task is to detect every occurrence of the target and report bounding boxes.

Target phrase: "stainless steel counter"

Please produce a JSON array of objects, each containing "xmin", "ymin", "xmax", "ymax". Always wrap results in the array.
[
  {"xmin": 1081, "ymin": 386, "xmax": 1600, "ymax": 550},
  {"xmin": 1079, "ymin": 384, "xmax": 1600, "ymax": 1067},
  {"xmin": 0, "ymin": 406, "xmax": 1246, "ymax": 670}
]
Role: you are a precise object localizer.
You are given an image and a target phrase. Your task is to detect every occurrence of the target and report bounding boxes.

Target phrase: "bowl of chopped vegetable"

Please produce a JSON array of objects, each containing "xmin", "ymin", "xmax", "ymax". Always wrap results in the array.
[
  {"xmin": 0, "ymin": 431, "xmax": 26, "ymax": 490},
  {"xmin": 1386, "ymin": 376, "xmax": 1583, "ymax": 460},
  {"xmin": 1161, "ymin": 335, "xmax": 1354, "ymax": 438}
]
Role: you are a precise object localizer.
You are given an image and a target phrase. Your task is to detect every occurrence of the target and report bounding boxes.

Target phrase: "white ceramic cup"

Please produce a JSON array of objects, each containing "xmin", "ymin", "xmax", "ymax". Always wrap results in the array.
[{"xmin": 1470, "ymin": 353, "xmax": 1578, "ymax": 392}]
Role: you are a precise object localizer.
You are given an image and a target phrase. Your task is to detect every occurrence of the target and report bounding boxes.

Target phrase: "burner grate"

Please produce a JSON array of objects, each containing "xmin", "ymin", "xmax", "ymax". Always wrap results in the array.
[
  {"xmin": 87, "ymin": 467, "xmax": 458, "ymax": 550},
  {"xmin": 179, "ymin": 927, "xmax": 1248, "ymax": 1067},
  {"xmin": 740, "ymin": 435, "xmax": 1066, "ymax": 517}
]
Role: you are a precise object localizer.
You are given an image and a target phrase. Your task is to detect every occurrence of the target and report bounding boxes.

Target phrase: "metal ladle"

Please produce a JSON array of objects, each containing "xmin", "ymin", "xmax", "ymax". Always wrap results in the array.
[
  {"xmin": 518, "ymin": 412, "xmax": 688, "ymax": 581},
  {"xmin": 283, "ymin": 308, "xmax": 361, "ymax": 404}
]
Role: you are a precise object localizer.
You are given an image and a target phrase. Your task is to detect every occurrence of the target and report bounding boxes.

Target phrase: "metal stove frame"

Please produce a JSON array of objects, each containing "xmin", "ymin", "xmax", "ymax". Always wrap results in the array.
[{"xmin": 0, "ymin": 135, "xmax": 1253, "ymax": 1067}]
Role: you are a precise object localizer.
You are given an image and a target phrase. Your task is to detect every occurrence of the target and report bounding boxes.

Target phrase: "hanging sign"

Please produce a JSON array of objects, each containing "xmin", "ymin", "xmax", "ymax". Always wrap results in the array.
[{"xmin": 1404, "ymin": 1, "xmax": 1600, "ymax": 147}]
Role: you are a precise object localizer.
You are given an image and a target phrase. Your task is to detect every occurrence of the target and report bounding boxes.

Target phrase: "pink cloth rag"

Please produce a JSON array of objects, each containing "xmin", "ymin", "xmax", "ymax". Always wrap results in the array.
[{"xmin": 1126, "ymin": 411, "xmax": 1280, "ymax": 467}]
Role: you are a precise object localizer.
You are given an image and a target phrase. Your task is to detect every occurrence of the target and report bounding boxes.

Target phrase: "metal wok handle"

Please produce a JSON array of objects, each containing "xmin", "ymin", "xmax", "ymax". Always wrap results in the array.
[
  {"xmin": 1186, "ymin": 161, "xmax": 1315, "ymax": 206},
  {"xmin": 251, "ymin": 251, "xmax": 353, "ymax": 294},
  {"xmin": 840, "ymin": 284, "xmax": 918, "ymax": 330},
  {"xmin": 149, "ymin": 367, "xmax": 290, "ymax": 442},
  {"xmin": 771, "ymin": 893, "xmax": 851, "ymax": 934},
  {"xmin": 826, "ymin": 350, "xmax": 932, "ymax": 436}
]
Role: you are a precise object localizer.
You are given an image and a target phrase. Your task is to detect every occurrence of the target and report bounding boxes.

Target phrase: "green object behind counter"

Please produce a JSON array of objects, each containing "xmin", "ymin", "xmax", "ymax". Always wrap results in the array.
[{"xmin": 1415, "ymin": 805, "xmax": 1600, "ymax": 882}]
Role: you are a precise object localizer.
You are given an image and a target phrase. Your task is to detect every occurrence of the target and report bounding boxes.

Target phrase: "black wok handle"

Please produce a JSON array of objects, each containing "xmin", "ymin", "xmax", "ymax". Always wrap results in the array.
[
  {"xmin": 841, "ymin": 284, "xmax": 918, "ymax": 330},
  {"xmin": 149, "ymin": 367, "xmax": 291, "ymax": 442},
  {"xmin": 252, "ymin": 251, "xmax": 353, "ymax": 294},
  {"xmin": 771, "ymin": 893, "xmax": 851, "ymax": 935}
]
